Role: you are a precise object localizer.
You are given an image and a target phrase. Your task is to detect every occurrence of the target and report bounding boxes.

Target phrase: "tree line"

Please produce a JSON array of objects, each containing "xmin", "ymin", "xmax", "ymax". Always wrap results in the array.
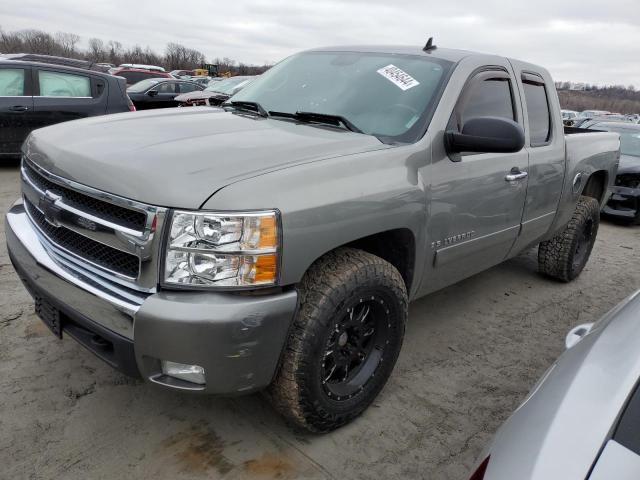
[
  {"xmin": 556, "ymin": 82, "xmax": 640, "ymax": 114},
  {"xmin": 0, "ymin": 27, "xmax": 272, "ymax": 75}
]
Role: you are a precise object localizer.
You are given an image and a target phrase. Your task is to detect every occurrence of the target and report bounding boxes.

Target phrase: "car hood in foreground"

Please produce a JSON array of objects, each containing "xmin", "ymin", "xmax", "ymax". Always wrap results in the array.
[
  {"xmin": 480, "ymin": 290, "xmax": 640, "ymax": 479},
  {"xmin": 24, "ymin": 108, "xmax": 388, "ymax": 209}
]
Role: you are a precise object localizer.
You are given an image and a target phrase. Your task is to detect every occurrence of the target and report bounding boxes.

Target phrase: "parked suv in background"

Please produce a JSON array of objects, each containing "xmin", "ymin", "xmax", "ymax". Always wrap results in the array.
[
  {"xmin": 0, "ymin": 59, "xmax": 132, "ymax": 158},
  {"xmin": 110, "ymin": 67, "xmax": 173, "ymax": 86}
]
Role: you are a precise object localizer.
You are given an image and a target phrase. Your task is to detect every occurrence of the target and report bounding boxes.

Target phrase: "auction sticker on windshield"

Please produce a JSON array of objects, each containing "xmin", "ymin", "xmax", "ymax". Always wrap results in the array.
[{"xmin": 377, "ymin": 64, "xmax": 420, "ymax": 91}]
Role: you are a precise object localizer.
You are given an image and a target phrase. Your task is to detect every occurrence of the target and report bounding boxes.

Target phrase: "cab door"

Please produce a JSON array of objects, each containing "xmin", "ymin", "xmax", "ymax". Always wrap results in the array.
[
  {"xmin": 421, "ymin": 62, "xmax": 529, "ymax": 294},
  {"xmin": 508, "ymin": 65, "xmax": 565, "ymax": 254},
  {"xmin": 0, "ymin": 65, "xmax": 34, "ymax": 156}
]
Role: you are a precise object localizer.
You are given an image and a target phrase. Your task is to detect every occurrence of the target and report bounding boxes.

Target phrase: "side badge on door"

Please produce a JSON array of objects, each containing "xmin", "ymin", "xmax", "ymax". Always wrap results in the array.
[{"xmin": 431, "ymin": 231, "xmax": 475, "ymax": 249}]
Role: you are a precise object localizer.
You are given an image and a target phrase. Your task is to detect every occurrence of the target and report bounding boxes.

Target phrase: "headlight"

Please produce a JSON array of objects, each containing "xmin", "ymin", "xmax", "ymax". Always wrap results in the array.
[{"xmin": 163, "ymin": 210, "xmax": 279, "ymax": 288}]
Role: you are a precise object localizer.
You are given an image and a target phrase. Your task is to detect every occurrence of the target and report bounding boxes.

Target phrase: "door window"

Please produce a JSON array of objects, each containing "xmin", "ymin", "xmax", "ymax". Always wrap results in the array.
[
  {"xmin": 179, "ymin": 82, "xmax": 200, "ymax": 93},
  {"xmin": 448, "ymin": 71, "xmax": 516, "ymax": 136},
  {"xmin": 0, "ymin": 69, "xmax": 25, "ymax": 96},
  {"xmin": 157, "ymin": 82, "xmax": 176, "ymax": 94},
  {"xmin": 522, "ymin": 77, "xmax": 552, "ymax": 146},
  {"xmin": 39, "ymin": 71, "xmax": 91, "ymax": 97},
  {"xmin": 461, "ymin": 78, "xmax": 515, "ymax": 124}
]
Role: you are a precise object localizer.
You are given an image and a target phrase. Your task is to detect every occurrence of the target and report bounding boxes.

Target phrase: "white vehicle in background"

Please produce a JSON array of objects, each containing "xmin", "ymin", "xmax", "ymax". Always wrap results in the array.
[
  {"xmin": 579, "ymin": 109, "xmax": 610, "ymax": 118},
  {"xmin": 561, "ymin": 109, "xmax": 579, "ymax": 125},
  {"xmin": 469, "ymin": 290, "xmax": 640, "ymax": 480},
  {"xmin": 117, "ymin": 63, "xmax": 165, "ymax": 72}
]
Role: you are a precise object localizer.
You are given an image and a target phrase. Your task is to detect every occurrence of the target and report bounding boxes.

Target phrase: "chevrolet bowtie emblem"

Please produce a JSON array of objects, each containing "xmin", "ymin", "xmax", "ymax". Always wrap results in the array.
[{"xmin": 39, "ymin": 190, "xmax": 62, "ymax": 227}]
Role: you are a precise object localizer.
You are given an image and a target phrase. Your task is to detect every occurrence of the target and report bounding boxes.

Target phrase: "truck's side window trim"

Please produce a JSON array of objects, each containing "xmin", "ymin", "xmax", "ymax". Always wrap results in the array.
[
  {"xmin": 447, "ymin": 66, "xmax": 518, "ymax": 160},
  {"xmin": 521, "ymin": 71, "xmax": 553, "ymax": 147}
]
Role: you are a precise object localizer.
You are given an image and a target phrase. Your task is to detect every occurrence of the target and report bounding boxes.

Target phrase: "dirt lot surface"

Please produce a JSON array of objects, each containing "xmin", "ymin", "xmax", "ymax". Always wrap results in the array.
[{"xmin": 1, "ymin": 160, "xmax": 639, "ymax": 480}]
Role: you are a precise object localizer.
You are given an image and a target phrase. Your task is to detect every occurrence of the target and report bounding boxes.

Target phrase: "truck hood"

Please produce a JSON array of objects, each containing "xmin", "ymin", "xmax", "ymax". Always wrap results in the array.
[{"xmin": 24, "ymin": 108, "xmax": 388, "ymax": 208}]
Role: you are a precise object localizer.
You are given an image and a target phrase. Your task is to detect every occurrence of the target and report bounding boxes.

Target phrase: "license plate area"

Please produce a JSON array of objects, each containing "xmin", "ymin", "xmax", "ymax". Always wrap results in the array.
[{"xmin": 35, "ymin": 296, "xmax": 63, "ymax": 338}]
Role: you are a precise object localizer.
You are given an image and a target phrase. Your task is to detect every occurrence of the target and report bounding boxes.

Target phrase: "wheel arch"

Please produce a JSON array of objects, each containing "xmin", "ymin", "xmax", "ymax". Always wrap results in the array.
[
  {"xmin": 581, "ymin": 169, "xmax": 608, "ymax": 204},
  {"xmin": 300, "ymin": 228, "xmax": 417, "ymax": 295}
]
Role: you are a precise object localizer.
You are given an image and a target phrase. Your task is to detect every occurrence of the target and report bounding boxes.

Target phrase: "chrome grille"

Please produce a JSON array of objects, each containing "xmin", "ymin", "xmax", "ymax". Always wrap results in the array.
[
  {"xmin": 25, "ymin": 198, "xmax": 140, "ymax": 278},
  {"xmin": 21, "ymin": 158, "xmax": 167, "ymax": 292},
  {"xmin": 23, "ymin": 162, "xmax": 147, "ymax": 230}
]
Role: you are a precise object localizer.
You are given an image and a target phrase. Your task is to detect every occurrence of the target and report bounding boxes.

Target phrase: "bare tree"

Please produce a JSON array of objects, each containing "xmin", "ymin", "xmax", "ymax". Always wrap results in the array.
[
  {"xmin": 87, "ymin": 37, "xmax": 105, "ymax": 61},
  {"xmin": 19, "ymin": 29, "xmax": 57, "ymax": 55},
  {"xmin": 0, "ymin": 27, "xmax": 25, "ymax": 52},
  {"xmin": 56, "ymin": 32, "xmax": 80, "ymax": 56},
  {"xmin": 0, "ymin": 26, "xmax": 273, "ymax": 75},
  {"xmin": 107, "ymin": 40, "xmax": 123, "ymax": 65},
  {"xmin": 164, "ymin": 42, "xmax": 206, "ymax": 70}
]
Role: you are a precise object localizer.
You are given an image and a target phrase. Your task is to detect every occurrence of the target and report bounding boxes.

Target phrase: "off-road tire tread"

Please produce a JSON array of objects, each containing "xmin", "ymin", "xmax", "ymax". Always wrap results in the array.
[
  {"xmin": 268, "ymin": 247, "xmax": 408, "ymax": 433},
  {"xmin": 538, "ymin": 196, "xmax": 600, "ymax": 282}
]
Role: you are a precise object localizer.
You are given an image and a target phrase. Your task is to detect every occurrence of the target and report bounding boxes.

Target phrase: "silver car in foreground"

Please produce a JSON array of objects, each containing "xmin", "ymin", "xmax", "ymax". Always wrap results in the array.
[{"xmin": 471, "ymin": 290, "xmax": 640, "ymax": 479}]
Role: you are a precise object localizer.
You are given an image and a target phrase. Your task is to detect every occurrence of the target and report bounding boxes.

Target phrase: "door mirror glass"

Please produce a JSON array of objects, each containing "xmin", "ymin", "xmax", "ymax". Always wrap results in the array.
[
  {"xmin": 147, "ymin": 89, "xmax": 158, "ymax": 97},
  {"xmin": 445, "ymin": 116, "xmax": 525, "ymax": 154}
]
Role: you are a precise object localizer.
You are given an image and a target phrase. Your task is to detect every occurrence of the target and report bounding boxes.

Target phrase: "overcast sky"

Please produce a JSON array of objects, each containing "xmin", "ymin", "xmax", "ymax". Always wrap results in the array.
[{"xmin": 2, "ymin": 0, "xmax": 639, "ymax": 87}]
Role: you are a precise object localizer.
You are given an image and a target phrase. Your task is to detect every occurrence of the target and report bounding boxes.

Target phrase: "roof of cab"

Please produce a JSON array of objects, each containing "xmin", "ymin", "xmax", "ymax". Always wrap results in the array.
[
  {"xmin": 305, "ymin": 45, "xmax": 476, "ymax": 63},
  {"xmin": 304, "ymin": 45, "xmax": 550, "ymax": 77}
]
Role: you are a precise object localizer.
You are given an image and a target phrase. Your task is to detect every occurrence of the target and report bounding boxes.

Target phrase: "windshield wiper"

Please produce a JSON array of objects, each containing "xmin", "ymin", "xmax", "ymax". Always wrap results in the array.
[
  {"xmin": 269, "ymin": 110, "xmax": 363, "ymax": 134},
  {"xmin": 226, "ymin": 100, "xmax": 269, "ymax": 117}
]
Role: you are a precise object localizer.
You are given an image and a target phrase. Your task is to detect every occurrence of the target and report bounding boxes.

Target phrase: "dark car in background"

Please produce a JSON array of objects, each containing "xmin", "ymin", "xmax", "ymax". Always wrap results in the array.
[
  {"xmin": 174, "ymin": 75, "xmax": 254, "ymax": 106},
  {"xmin": 0, "ymin": 58, "xmax": 132, "ymax": 158},
  {"xmin": 595, "ymin": 122, "xmax": 640, "ymax": 224},
  {"xmin": 110, "ymin": 67, "xmax": 173, "ymax": 86},
  {"xmin": 126, "ymin": 78, "xmax": 203, "ymax": 110}
]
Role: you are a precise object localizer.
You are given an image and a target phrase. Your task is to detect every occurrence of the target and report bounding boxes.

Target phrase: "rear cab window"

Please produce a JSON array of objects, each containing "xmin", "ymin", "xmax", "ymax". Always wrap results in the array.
[{"xmin": 521, "ymin": 73, "xmax": 552, "ymax": 146}]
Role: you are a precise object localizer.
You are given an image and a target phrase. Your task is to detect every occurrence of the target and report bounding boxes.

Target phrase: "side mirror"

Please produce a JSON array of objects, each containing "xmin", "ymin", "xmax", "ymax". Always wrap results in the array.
[
  {"xmin": 565, "ymin": 323, "xmax": 594, "ymax": 349},
  {"xmin": 147, "ymin": 90, "xmax": 158, "ymax": 97},
  {"xmin": 445, "ymin": 116, "xmax": 525, "ymax": 154}
]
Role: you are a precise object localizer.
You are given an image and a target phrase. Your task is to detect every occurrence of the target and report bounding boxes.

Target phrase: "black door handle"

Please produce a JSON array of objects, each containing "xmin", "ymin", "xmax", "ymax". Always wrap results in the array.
[{"xmin": 9, "ymin": 105, "xmax": 29, "ymax": 112}]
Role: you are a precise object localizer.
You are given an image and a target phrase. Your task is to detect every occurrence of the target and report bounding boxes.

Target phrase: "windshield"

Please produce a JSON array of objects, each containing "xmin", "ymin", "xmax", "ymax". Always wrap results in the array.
[
  {"xmin": 231, "ymin": 51, "xmax": 452, "ymax": 143},
  {"xmin": 205, "ymin": 77, "xmax": 251, "ymax": 94},
  {"xmin": 127, "ymin": 78, "xmax": 160, "ymax": 93}
]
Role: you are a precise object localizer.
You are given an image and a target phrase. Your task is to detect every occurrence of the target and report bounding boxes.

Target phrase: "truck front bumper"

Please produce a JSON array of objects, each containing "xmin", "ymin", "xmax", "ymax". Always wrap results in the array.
[{"xmin": 6, "ymin": 200, "xmax": 298, "ymax": 395}]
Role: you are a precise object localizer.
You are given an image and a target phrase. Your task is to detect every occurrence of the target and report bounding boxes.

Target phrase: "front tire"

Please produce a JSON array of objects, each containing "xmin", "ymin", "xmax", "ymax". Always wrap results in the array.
[
  {"xmin": 269, "ymin": 248, "xmax": 408, "ymax": 433},
  {"xmin": 538, "ymin": 196, "xmax": 600, "ymax": 282}
]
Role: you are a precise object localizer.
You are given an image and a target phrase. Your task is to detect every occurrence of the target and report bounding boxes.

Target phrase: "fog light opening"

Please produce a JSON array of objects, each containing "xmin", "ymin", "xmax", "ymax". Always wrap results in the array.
[{"xmin": 161, "ymin": 360, "xmax": 206, "ymax": 385}]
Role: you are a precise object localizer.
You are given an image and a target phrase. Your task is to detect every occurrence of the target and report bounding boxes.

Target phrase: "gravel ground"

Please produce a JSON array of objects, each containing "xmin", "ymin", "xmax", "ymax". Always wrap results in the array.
[{"xmin": 1, "ymin": 159, "xmax": 639, "ymax": 480}]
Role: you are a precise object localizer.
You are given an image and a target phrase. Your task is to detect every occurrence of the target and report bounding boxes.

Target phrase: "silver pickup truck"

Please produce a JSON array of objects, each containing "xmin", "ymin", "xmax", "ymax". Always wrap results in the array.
[{"xmin": 6, "ymin": 43, "xmax": 619, "ymax": 433}]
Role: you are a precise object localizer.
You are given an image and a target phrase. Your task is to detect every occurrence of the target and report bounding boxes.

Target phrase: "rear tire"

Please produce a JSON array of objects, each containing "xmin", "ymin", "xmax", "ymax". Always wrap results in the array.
[
  {"xmin": 538, "ymin": 196, "xmax": 600, "ymax": 282},
  {"xmin": 268, "ymin": 248, "xmax": 407, "ymax": 433}
]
